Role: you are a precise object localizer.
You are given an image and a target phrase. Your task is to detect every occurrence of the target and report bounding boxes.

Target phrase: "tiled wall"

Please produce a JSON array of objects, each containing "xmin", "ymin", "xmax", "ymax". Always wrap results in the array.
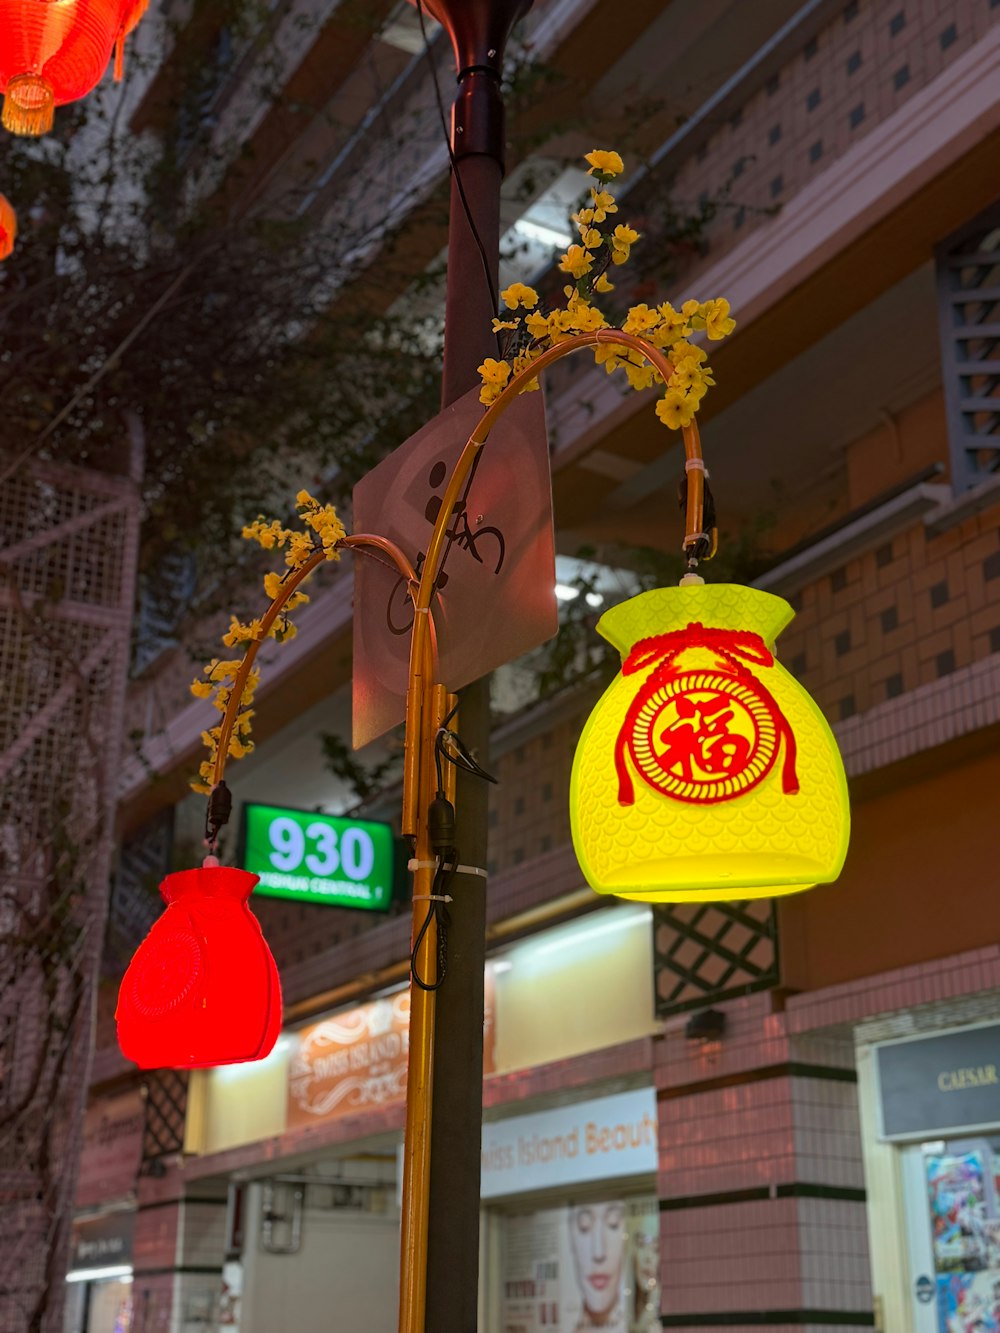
[
  {"xmin": 662, "ymin": 0, "xmax": 1000, "ymax": 286},
  {"xmin": 655, "ymin": 995, "xmax": 872, "ymax": 1330},
  {"xmin": 780, "ymin": 504, "xmax": 1000, "ymax": 719}
]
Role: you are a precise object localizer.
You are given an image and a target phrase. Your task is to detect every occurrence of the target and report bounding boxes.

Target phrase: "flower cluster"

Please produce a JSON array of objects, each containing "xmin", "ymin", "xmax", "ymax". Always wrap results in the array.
[
  {"xmin": 478, "ymin": 150, "xmax": 736, "ymax": 430},
  {"xmin": 188, "ymin": 490, "xmax": 346, "ymax": 793}
]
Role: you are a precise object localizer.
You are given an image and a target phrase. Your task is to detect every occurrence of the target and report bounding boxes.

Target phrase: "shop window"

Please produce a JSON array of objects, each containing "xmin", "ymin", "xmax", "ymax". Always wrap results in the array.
[
  {"xmin": 881, "ymin": 606, "xmax": 899, "ymax": 633},
  {"xmin": 809, "ymin": 139, "xmax": 824, "ymax": 164},
  {"xmin": 930, "ymin": 580, "xmax": 950, "ymax": 608},
  {"xmin": 766, "ymin": 72, "xmax": 780, "ymax": 95},
  {"xmin": 903, "ymin": 1136, "xmax": 1000, "ymax": 1331},
  {"xmin": 804, "ymin": 35, "xmax": 819, "ymax": 60},
  {"xmin": 770, "ymin": 174, "xmax": 784, "ymax": 199},
  {"xmin": 990, "ymin": 626, "xmax": 1000, "ymax": 654},
  {"xmin": 847, "ymin": 50, "xmax": 862, "ymax": 75},
  {"xmin": 849, "ymin": 102, "xmax": 865, "ymax": 129},
  {"xmin": 885, "ymin": 672, "xmax": 904, "ymax": 699},
  {"xmin": 831, "ymin": 566, "xmax": 848, "ymax": 593},
  {"xmin": 844, "ymin": 0, "xmax": 859, "ymax": 20},
  {"xmin": 876, "ymin": 541, "xmax": 894, "ymax": 568},
  {"xmin": 838, "ymin": 694, "xmax": 856, "ymax": 720},
  {"xmin": 936, "ymin": 649, "xmax": 956, "ymax": 677},
  {"xmin": 889, "ymin": 11, "xmax": 906, "ymax": 37},
  {"xmin": 894, "ymin": 64, "xmax": 911, "ymax": 90},
  {"xmin": 806, "ymin": 87, "xmax": 821, "ymax": 112},
  {"xmin": 790, "ymin": 650, "xmax": 807, "ymax": 676},
  {"xmin": 835, "ymin": 628, "xmax": 852, "ymax": 656},
  {"xmin": 768, "ymin": 123, "xmax": 782, "ymax": 146},
  {"xmin": 985, "ymin": 550, "xmax": 1000, "ymax": 582},
  {"xmin": 940, "ymin": 23, "xmax": 958, "ymax": 50}
]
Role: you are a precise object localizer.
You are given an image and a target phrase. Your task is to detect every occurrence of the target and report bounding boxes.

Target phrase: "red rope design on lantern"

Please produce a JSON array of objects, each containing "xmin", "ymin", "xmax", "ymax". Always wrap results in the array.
[{"xmin": 614, "ymin": 622, "xmax": 799, "ymax": 805}]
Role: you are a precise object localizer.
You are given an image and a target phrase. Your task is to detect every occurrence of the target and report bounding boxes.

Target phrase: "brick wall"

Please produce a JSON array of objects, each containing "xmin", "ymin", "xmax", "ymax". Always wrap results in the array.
[
  {"xmin": 661, "ymin": 0, "xmax": 1000, "ymax": 289},
  {"xmin": 780, "ymin": 502, "xmax": 1000, "ymax": 719}
]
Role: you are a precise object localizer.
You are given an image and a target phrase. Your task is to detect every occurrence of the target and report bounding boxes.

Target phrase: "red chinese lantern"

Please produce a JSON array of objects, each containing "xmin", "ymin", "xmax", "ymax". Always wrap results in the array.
[
  {"xmin": 0, "ymin": 193, "xmax": 15, "ymax": 259},
  {"xmin": 116, "ymin": 862, "xmax": 282, "ymax": 1070},
  {"xmin": 0, "ymin": 0, "xmax": 148, "ymax": 137}
]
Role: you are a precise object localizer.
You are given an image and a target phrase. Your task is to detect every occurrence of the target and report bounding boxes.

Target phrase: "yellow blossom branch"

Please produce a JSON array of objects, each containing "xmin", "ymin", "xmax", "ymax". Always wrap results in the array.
[{"xmin": 208, "ymin": 533, "xmax": 417, "ymax": 790}]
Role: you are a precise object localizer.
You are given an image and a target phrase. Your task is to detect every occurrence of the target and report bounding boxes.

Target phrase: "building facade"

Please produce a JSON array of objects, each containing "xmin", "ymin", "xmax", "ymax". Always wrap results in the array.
[{"xmin": 68, "ymin": 2, "xmax": 1000, "ymax": 1332}]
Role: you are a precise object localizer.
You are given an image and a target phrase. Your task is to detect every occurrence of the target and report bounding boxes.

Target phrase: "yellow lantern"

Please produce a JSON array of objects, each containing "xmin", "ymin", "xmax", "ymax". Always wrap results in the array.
[{"xmin": 570, "ymin": 581, "xmax": 849, "ymax": 902}]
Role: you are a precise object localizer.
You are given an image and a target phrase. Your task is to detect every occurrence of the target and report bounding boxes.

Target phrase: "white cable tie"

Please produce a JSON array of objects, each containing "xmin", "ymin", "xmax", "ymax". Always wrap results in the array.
[
  {"xmin": 412, "ymin": 894, "xmax": 453, "ymax": 903},
  {"xmin": 405, "ymin": 858, "xmax": 488, "ymax": 879},
  {"xmin": 406, "ymin": 857, "xmax": 487, "ymax": 879},
  {"xmin": 684, "ymin": 531, "xmax": 709, "ymax": 545},
  {"xmin": 413, "ymin": 605, "xmax": 431, "ymax": 614},
  {"xmin": 684, "ymin": 458, "xmax": 706, "ymax": 472}
]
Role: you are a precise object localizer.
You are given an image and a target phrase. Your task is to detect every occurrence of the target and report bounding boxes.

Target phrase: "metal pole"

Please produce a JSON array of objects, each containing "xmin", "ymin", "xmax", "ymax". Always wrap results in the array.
[{"xmin": 417, "ymin": 4, "xmax": 530, "ymax": 1329}]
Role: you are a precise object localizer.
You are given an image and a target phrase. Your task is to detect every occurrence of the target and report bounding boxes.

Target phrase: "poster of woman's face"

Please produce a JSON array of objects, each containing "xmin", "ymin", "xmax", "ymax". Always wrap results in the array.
[
  {"xmin": 501, "ymin": 1196, "xmax": 659, "ymax": 1332},
  {"xmin": 568, "ymin": 1202, "xmax": 627, "ymax": 1325}
]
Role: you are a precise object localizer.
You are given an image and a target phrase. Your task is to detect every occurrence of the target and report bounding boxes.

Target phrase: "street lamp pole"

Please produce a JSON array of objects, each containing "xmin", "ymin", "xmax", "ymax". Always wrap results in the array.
[{"xmin": 418, "ymin": 3, "xmax": 530, "ymax": 1329}]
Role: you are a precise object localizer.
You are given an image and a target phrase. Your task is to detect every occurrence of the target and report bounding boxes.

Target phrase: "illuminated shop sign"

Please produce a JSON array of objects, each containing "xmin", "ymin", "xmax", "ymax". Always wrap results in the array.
[
  {"xmin": 242, "ymin": 803, "xmax": 395, "ymax": 910},
  {"xmin": 877, "ymin": 1023, "xmax": 1000, "ymax": 1139}
]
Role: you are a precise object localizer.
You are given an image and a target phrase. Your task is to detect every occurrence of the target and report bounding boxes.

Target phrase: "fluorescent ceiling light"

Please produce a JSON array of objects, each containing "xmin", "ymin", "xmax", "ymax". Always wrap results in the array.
[
  {"xmin": 66, "ymin": 1266, "xmax": 133, "ymax": 1283},
  {"xmin": 514, "ymin": 218, "xmax": 572, "ymax": 249},
  {"xmin": 555, "ymin": 583, "xmax": 581, "ymax": 601},
  {"xmin": 528, "ymin": 908, "xmax": 650, "ymax": 960}
]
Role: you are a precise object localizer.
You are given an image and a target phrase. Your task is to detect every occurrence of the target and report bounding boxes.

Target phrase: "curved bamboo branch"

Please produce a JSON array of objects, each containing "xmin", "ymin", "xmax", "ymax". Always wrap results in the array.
[
  {"xmin": 400, "ymin": 327, "xmax": 708, "ymax": 832},
  {"xmin": 210, "ymin": 533, "xmax": 416, "ymax": 789}
]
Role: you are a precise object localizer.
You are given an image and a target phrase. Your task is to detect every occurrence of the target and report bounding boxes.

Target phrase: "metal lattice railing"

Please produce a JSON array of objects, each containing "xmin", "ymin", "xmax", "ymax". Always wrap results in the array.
[
  {"xmin": 0, "ymin": 457, "xmax": 140, "ymax": 1333},
  {"xmin": 937, "ymin": 201, "xmax": 1000, "ymax": 489},
  {"xmin": 653, "ymin": 898, "xmax": 779, "ymax": 1017}
]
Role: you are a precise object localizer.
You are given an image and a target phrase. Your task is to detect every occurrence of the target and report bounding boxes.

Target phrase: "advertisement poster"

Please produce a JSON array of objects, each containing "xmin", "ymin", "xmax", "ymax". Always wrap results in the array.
[
  {"xmin": 926, "ymin": 1143, "xmax": 1000, "ymax": 1333},
  {"xmin": 500, "ymin": 1197, "xmax": 659, "ymax": 1332}
]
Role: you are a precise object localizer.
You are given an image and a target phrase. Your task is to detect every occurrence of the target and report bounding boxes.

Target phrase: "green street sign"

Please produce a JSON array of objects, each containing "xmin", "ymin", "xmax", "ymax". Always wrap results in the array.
[{"xmin": 241, "ymin": 803, "xmax": 395, "ymax": 910}]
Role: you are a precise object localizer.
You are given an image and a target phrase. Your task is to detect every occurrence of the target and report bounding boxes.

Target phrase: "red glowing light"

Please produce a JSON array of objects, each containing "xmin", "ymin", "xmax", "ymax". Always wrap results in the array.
[
  {"xmin": 116, "ymin": 864, "xmax": 282, "ymax": 1070},
  {"xmin": 0, "ymin": 0, "xmax": 148, "ymax": 136}
]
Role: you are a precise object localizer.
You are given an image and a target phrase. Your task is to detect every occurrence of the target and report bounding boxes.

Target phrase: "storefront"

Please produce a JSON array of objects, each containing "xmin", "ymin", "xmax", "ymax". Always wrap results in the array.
[
  {"xmin": 184, "ymin": 903, "xmax": 658, "ymax": 1332},
  {"xmin": 64, "ymin": 1087, "xmax": 144, "ymax": 1333},
  {"xmin": 862, "ymin": 1019, "xmax": 1000, "ymax": 1333},
  {"xmin": 481, "ymin": 1088, "xmax": 660, "ymax": 1333},
  {"xmin": 64, "ymin": 1212, "xmax": 135, "ymax": 1333}
]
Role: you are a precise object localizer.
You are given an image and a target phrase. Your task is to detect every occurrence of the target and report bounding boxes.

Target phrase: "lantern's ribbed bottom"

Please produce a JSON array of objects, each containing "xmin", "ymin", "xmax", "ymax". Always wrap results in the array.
[{"xmin": 2, "ymin": 74, "xmax": 55, "ymax": 137}]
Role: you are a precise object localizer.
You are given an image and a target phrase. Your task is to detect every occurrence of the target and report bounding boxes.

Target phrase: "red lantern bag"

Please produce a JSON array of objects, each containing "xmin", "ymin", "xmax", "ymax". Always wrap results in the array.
[
  {"xmin": 0, "ymin": 0, "xmax": 148, "ymax": 137},
  {"xmin": 0, "ymin": 193, "xmax": 15, "ymax": 259},
  {"xmin": 116, "ymin": 863, "xmax": 282, "ymax": 1070}
]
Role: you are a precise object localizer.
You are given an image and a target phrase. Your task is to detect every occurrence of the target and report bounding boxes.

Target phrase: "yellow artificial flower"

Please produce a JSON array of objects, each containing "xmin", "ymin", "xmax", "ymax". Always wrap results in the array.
[
  {"xmin": 611, "ymin": 223, "xmax": 639, "ymax": 265},
  {"xmin": 479, "ymin": 357, "xmax": 511, "ymax": 385},
  {"xmin": 199, "ymin": 760, "xmax": 215, "ymax": 781},
  {"xmin": 285, "ymin": 531, "xmax": 314, "ymax": 568},
  {"xmin": 700, "ymin": 297, "xmax": 737, "ymax": 340},
  {"xmin": 655, "ymin": 389, "xmax": 696, "ymax": 430},
  {"xmin": 582, "ymin": 227, "xmax": 603, "ymax": 250},
  {"xmin": 190, "ymin": 679, "xmax": 213, "ymax": 699},
  {"xmin": 228, "ymin": 735, "xmax": 253, "ymax": 760},
  {"xmin": 593, "ymin": 343, "xmax": 621, "ymax": 374},
  {"xmin": 525, "ymin": 310, "xmax": 551, "ymax": 340},
  {"xmin": 572, "ymin": 208, "xmax": 595, "ymax": 230},
  {"xmin": 263, "ymin": 571, "xmax": 283, "ymax": 600},
  {"xmin": 492, "ymin": 318, "xmax": 519, "ymax": 333},
  {"xmin": 558, "ymin": 245, "xmax": 593, "ymax": 279},
  {"xmin": 500, "ymin": 282, "xmax": 538, "ymax": 310},
  {"xmin": 286, "ymin": 589, "xmax": 309, "ymax": 609},
  {"xmin": 296, "ymin": 489, "xmax": 315, "ymax": 506},
  {"xmin": 622, "ymin": 303, "xmax": 660, "ymax": 334},
  {"xmin": 593, "ymin": 273, "xmax": 615, "ymax": 293},
  {"xmin": 511, "ymin": 352, "xmax": 541, "ymax": 392},
  {"xmin": 585, "ymin": 149, "xmax": 624, "ymax": 178},
  {"xmin": 589, "ymin": 188, "xmax": 618, "ymax": 222},
  {"xmin": 624, "ymin": 362, "xmax": 656, "ymax": 392}
]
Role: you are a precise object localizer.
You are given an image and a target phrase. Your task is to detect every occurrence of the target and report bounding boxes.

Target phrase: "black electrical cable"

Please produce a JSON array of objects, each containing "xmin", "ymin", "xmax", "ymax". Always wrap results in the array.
[
  {"xmin": 410, "ymin": 859, "xmax": 456, "ymax": 991},
  {"xmin": 414, "ymin": 0, "xmax": 503, "ymax": 346}
]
